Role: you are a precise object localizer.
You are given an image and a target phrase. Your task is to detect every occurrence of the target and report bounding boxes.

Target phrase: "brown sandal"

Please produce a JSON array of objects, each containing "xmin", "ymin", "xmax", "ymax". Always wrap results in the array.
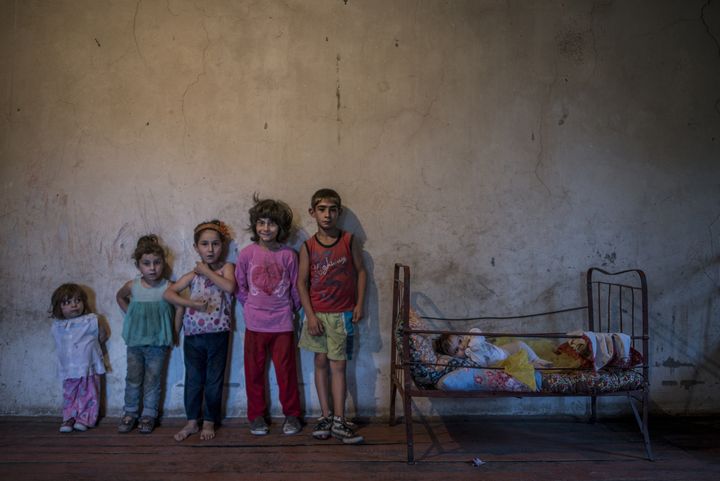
[{"xmin": 138, "ymin": 416, "xmax": 156, "ymax": 434}]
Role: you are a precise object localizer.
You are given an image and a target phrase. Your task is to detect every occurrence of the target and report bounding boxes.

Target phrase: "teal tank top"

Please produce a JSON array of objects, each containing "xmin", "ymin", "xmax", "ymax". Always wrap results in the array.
[{"xmin": 122, "ymin": 278, "xmax": 174, "ymax": 347}]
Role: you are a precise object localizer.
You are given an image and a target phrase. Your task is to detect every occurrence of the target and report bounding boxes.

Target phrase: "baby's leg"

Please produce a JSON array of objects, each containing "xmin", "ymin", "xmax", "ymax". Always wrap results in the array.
[
  {"xmin": 502, "ymin": 341, "xmax": 538, "ymax": 360},
  {"xmin": 504, "ymin": 341, "xmax": 553, "ymax": 367}
]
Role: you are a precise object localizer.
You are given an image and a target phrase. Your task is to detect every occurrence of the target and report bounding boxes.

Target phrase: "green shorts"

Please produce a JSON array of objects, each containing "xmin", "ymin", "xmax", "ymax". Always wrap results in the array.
[{"xmin": 298, "ymin": 311, "xmax": 354, "ymax": 361}]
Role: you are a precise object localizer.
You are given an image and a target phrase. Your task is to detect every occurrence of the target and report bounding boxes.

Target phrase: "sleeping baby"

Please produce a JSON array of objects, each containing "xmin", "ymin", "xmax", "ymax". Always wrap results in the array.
[{"xmin": 439, "ymin": 328, "xmax": 553, "ymax": 368}]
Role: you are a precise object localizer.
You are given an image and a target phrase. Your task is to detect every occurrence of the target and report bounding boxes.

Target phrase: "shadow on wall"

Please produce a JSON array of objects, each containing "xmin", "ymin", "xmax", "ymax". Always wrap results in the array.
[{"xmin": 340, "ymin": 207, "xmax": 381, "ymax": 418}]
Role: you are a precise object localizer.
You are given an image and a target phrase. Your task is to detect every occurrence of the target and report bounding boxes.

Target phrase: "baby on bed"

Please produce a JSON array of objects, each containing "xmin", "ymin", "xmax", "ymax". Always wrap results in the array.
[{"xmin": 439, "ymin": 328, "xmax": 553, "ymax": 368}]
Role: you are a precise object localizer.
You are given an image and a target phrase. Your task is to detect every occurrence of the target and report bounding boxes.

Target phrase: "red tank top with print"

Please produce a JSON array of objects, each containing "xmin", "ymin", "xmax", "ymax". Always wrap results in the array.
[{"xmin": 305, "ymin": 231, "xmax": 357, "ymax": 312}]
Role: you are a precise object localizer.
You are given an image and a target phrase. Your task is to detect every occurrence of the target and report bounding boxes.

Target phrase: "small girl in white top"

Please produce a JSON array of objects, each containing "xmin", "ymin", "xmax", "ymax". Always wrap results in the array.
[{"xmin": 50, "ymin": 283, "xmax": 107, "ymax": 433}]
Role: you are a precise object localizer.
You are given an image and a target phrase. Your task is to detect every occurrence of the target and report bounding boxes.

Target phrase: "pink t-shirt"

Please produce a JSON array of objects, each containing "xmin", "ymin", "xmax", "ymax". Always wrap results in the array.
[{"xmin": 235, "ymin": 243, "xmax": 300, "ymax": 333}]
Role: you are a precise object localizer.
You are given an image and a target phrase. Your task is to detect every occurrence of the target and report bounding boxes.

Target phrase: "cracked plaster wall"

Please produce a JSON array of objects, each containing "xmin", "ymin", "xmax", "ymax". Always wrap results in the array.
[{"xmin": 1, "ymin": 0, "xmax": 719, "ymax": 418}]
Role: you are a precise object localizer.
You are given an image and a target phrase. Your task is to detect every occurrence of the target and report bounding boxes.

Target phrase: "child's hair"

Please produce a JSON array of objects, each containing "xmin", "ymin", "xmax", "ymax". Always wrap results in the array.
[
  {"xmin": 439, "ymin": 333, "xmax": 462, "ymax": 356},
  {"xmin": 132, "ymin": 234, "xmax": 166, "ymax": 265},
  {"xmin": 248, "ymin": 193, "xmax": 293, "ymax": 243},
  {"xmin": 310, "ymin": 188, "xmax": 342, "ymax": 209},
  {"xmin": 193, "ymin": 219, "xmax": 231, "ymax": 244},
  {"xmin": 50, "ymin": 283, "xmax": 90, "ymax": 319}
]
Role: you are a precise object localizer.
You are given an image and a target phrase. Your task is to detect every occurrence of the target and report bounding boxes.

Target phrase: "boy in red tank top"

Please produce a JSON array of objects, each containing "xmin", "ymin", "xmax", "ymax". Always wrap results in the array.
[{"xmin": 297, "ymin": 188, "xmax": 367, "ymax": 444}]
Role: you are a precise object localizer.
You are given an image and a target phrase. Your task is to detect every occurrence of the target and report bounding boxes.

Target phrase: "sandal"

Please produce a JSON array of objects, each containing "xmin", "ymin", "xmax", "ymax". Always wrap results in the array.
[
  {"xmin": 138, "ymin": 416, "xmax": 156, "ymax": 434},
  {"xmin": 117, "ymin": 414, "xmax": 137, "ymax": 433}
]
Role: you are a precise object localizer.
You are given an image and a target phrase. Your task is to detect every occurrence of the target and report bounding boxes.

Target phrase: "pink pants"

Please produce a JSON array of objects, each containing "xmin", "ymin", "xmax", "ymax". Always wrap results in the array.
[
  {"xmin": 244, "ymin": 330, "xmax": 301, "ymax": 421},
  {"xmin": 62, "ymin": 374, "xmax": 100, "ymax": 426}
]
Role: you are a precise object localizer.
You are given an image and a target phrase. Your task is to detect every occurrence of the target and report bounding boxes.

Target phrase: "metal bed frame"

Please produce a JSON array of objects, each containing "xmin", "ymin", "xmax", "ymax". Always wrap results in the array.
[{"xmin": 389, "ymin": 263, "xmax": 652, "ymax": 463}]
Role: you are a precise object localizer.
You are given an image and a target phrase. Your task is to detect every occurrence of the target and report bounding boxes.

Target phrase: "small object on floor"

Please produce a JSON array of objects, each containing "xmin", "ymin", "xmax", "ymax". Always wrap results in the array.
[
  {"xmin": 471, "ymin": 457, "xmax": 486, "ymax": 467},
  {"xmin": 282, "ymin": 416, "xmax": 302, "ymax": 435},
  {"xmin": 138, "ymin": 416, "xmax": 156, "ymax": 434},
  {"xmin": 249, "ymin": 416, "xmax": 269, "ymax": 436},
  {"xmin": 73, "ymin": 422, "xmax": 88, "ymax": 432},
  {"xmin": 117, "ymin": 414, "xmax": 137, "ymax": 433},
  {"xmin": 59, "ymin": 418, "xmax": 75, "ymax": 433}
]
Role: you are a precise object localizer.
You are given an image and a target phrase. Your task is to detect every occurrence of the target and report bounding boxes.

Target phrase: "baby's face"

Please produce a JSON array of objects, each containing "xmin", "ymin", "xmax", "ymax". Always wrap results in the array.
[{"xmin": 448, "ymin": 336, "xmax": 468, "ymax": 358}]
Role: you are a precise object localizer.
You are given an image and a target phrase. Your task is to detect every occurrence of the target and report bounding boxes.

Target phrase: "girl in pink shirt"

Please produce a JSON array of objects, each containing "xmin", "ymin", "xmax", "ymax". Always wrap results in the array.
[{"xmin": 235, "ymin": 194, "xmax": 302, "ymax": 436}]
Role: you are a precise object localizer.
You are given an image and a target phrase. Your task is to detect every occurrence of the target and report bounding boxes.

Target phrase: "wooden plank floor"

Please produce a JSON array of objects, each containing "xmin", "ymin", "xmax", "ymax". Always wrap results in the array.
[{"xmin": 0, "ymin": 416, "xmax": 718, "ymax": 480}]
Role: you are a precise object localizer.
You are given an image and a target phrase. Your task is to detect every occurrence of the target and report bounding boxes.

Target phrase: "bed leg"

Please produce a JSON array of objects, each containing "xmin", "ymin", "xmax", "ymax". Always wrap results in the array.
[
  {"xmin": 590, "ymin": 395, "xmax": 597, "ymax": 424},
  {"xmin": 389, "ymin": 381, "xmax": 397, "ymax": 426},
  {"xmin": 628, "ymin": 392, "xmax": 654, "ymax": 461},
  {"xmin": 641, "ymin": 391, "xmax": 654, "ymax": 461},
  {"xmin": 403, "ymin": 392, "xmax": 415, "ymax": 464}
]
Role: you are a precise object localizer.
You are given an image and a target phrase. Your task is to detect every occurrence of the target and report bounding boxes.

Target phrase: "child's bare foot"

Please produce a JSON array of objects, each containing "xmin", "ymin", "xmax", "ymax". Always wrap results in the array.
[
  {"xmin": 174, "ymin": 420, "xmax": 199, "ymax": 442},
  {"xmin": 200, "ymin": 421, "xmax": 215, "ymax": 440}
]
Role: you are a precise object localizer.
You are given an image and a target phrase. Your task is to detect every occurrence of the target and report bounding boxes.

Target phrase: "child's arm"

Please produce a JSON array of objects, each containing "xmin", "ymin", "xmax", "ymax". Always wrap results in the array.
[
  {"xmin": 116, "ymin": 280, "xmax": 133, "ymax": 313},
  {"xmin": 97, "ymin": 322, "xmax": 109, "ymax": 344},
  {"xmin": 234, "ymin": 253, "xmax": 249, "ymax": 305},
  {"xmin": 297, "ymin": 244, "xmax": 323, "ymax": 335},
  {"xmin": 163, "ymin": 271, "xmax": 208, "ymax": 311},
  {"xmin": 351, "ymin": 237, "xmax": 367, "ymax": 323},
  {"xmin": 165, "ymin": 280, "xmax": 185, "ymax": 345},
  {"xmin": 173, "ymin": 305, "xmax": 184, "ymax": 345},
  {"xmin": 194, "ymin": 261, "xmax": 236, "ymax": 294},
  {"xmin": 288, "ymin": 249, "xmax": 301, "ymax": 312}
]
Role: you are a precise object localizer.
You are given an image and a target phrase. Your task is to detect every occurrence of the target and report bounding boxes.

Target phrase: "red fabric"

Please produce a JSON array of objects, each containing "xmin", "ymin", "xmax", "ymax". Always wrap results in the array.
[
  {"xmin": 244, "ymin": 330, "xmax": 301, "ymax": 421},
  {"xmin": 305, "ymin": 231, "xmax": 357, "ymax": 312}
]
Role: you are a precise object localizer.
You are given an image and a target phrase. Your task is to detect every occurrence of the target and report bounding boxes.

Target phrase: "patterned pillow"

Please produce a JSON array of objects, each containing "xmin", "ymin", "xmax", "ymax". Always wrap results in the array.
[{"xmin": 437, "ymin": 367, "xmax": 537, "ymax": 392}]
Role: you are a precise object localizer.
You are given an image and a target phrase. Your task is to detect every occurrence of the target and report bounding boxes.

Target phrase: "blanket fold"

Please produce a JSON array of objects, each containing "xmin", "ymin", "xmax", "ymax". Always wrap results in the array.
[{"xmin": 566, "ymin": 331, "xmax": 632, "ymax": 370}]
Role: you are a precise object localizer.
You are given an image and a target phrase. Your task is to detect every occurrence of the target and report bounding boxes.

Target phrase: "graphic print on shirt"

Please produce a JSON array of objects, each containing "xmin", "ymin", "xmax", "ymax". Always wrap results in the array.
[
  {"xmin": 306, "ymin": 231, "xmax": 357, "ymax": 312},
  {"xmin": 310, "ymin": 248, "xmax": 350, "ymax": 303},
  {"xmin": 249, "ymin": 259, "xmax": 290, "ymax": 298}
]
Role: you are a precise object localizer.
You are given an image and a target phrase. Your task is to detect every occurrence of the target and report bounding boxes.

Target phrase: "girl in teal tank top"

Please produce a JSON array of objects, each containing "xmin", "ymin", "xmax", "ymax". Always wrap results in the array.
[{"xmin": 116, "ymin": 235, "xmax": 182, "ymax": 434}]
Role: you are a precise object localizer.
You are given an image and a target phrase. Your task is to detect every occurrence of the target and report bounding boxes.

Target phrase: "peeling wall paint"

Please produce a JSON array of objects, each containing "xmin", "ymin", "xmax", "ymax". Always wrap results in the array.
[{"xmin": 1, "ymin": 0, "xmax": 719, "ymax": 418}]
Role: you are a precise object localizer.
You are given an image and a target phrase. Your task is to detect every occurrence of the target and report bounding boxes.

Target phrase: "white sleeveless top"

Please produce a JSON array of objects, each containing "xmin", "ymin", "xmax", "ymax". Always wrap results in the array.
[{"xmin": 51, "ymin": 313, "xmax": 106, "ymax": 380}]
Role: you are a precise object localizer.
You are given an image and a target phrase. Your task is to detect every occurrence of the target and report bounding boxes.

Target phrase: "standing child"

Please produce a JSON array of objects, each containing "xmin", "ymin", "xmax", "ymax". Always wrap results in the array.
[
  {"xmin": 235, "ymin": 195, "xmax": 302, "ymax": 436},
  {"xmin": 297, "ymin": 188, "xmax": 367, "ymax": 444},
  {"xmin": 50, "ymin": 283, "xmax": 107, "ymax": 433},
  {"xmin": 164, "ymin": 220, "xmax": 235, "ymax": 442},
  {"xmin": 116, "ymin": 235, "xmax": 181, "ymax": 434}
]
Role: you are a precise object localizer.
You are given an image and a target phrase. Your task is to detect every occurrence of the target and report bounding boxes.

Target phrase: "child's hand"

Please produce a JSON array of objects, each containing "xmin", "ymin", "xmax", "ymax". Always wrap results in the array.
[
  {"xmin": 352, "ymin": 305, "xmax": 364, "ymax": 323},
  {"xmin": 192, "ymin": 298, "xmax": 209, "ymax": 312},
  {"xmin": 307, "ymin": 315, "xmax": 324, "ymax": 336},
  {"xmin": 194, "ymin": 261, "xmax": 212, "ymax": 277}
]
